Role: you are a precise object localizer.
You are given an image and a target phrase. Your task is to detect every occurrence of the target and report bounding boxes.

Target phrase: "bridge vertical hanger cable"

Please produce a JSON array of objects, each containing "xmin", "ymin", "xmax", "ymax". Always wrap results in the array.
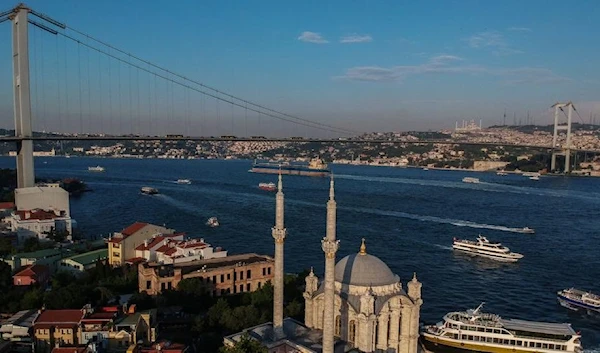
[
  {"xmin": 77, "ymin": 43, "xmax": 83, "ymax": 134},
  {"xmin": 135, "ymin": 66, "xmax": 140, "ymax": 136},
  {"xmin": 216, "ymin": 98, "xmax": 220, "ymax": 136},
  {"xmin": 244, "ymin": 104, "xmax": 248, "ymax": 137},
  {"xmin": 231, "ymin": 103, "xmax": 234, "ymax": 136},
  {"xmin": 32, "ymin": 24, "xmax": 39, "ymax": 133},
  {"xmin": 108, "ymin": 48, "xmax": 113, "ymax": 134},
  {"xmin": 98, "ymin": 49, "xmax": 103, "ymax": 133},
  {"xmin": 117, "ymin": 55, "xmax": 122, "ymax": 135},
  {"xmin": 55, "ymin": 35, "xmax": 62, "ymax": 133},
  {"xmin": 64, "ymin": 35, "xmax": 72, "ymax": 133},
  {"xmin": 128, "ymin": 54, "xmax": 132, "ymax": 135},
  {"xmin": 40, "ymin": 26, "xmax": 47, "ymax": 132},
  {"xmin": 86, "ymin": 39, "xmax": 91, "ymax": 133}
]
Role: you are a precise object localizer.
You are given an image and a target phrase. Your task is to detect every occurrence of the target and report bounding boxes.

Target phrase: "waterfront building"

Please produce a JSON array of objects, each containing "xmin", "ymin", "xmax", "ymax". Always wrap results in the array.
[
  {"xmin": 7, "ymin": 209, "xmax": 74, "ymax": 241},
  {"xmin": 13, "ymin": 264, "xmax": 50, "ymax": 286},
  {"xmin": 107, "ymin": 223, "xmax": 175, "ymax": 267},
  {"xmin": 108, "ymin": 309, "xmax": 157, "ymax": 352},
  {"xmin": 1, "ymin": 248, "xmax": 64, "ymax": 272},
  {"xmin": 0, "ymin": 309, "xmax": 39, "ymax": 348},
  {"xmin": 137, "ymin": 253, "xmax": 274, "ymax": 296},
  {"xmin": 133, "ymin": 236, "xmax": 227, "ymax": 265},
  {"xmin": 224, "ymin": 175, "xmax": 423, "ymax": 353},
  {"xmin": 15, "ymin": 185, "xmax": 70, "ymax": 216},
  {"xmin": 59, "ymin": 249, "xmax": 109, "ymax": 274},
  {"xmin": 33, "ymin": 309, "xmax": 86, "ymax": 353}
]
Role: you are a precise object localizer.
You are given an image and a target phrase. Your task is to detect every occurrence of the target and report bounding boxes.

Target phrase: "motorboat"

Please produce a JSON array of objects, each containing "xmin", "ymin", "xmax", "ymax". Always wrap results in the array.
[
  {"xmin": 88, "ymin": 166, "xmax": 105, "ymax": 172},
  {"xmin": 452, "ymin": 235, "xmax": 523, "ymax": 262},
  {"xmin": 176, "ymin": 179, "xmax": 192, "ymax": 184},
  {"xmin": 496, "ymin": 171, "xmax": 508, "ymax": 176},
  {"xmin": 530, "ymin": 176, "xmax": 540, "ymax": 181},
  {"xmin": 557, "ymin": 288, "xmax": 600, "ymax": 313},
  {"xmin": 259, "ymin": 182, "xmax": 277, "ymax": 191},
  {"xmin": 141, "ymin": 187, "xmax": 159, "ymax": 195},
  {"xmin": 206, "ymin": 217, "xmax": 219, "ymax": 227},
  {"xmin": 462, "ymin": 177, "xmax": 480, "ymax": 184},
  {"xmin": 421, "ymin": 303, "xmax": 583, "ymax": 353},
  {"xmin": 518, "ymin": 227, "xmax": 535, "ymax": 234}
]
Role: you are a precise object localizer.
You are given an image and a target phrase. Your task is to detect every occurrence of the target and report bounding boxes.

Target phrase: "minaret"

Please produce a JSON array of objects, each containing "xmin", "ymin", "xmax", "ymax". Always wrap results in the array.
[
  {"xmin": 272, "ymin": 172, "xmax": 286, "ymax": 339},
  {"xmin": 321, "ymin": 175, "xmax": 340, "ymax": 353}
]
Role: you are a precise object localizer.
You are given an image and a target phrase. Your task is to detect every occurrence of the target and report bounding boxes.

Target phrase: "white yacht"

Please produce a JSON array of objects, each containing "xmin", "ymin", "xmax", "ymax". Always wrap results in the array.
[
  {"xmin": 206, "ymin": 217, "xmax": 219, "ymax": 227},
  {"xmin": 88, "ymin": 166, "xmax": 105, "ymax": 172},
  {"xmin": 462, "ymin": 177, "xmax": 480, "ymax": 184},
  {"xmin": 421, "ymin": 303, "xmax": 583, "ymax": 353},
  {"xmin": 176, "ymin": 179, "xmax": 192, "ymax": 184},
  {"xmin": 453, "ymin": 235, "xmax": 523, "ymax": 262}
]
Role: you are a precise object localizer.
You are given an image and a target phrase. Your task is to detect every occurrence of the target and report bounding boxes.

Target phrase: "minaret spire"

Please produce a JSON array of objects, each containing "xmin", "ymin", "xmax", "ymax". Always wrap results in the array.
[
  {"xmin": 272, "ymin": 171, "xmax": 286, "ymax": 339},
  {"xmin": 321, "ymin": 173, "xmax": 339, "ymax": 353}
]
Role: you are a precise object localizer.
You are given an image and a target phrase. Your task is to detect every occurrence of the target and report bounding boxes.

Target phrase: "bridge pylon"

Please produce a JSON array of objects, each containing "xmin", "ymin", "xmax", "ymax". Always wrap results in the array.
[
  {"xmin": 9, "ymin": 4, "xmax": 35, "ymax": 188},
  {"xmin": 550, "ymin": 102, "xmax": 574, "ymax": 173}
]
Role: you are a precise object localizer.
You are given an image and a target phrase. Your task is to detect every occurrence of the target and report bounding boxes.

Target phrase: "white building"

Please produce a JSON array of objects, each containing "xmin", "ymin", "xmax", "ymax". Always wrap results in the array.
[
  {"xmin": 134, "ymin": 236, "xmax": 227, "ymax": 265},
  {"xmin": 6, "ymin": 209, "xmax": 74, "ymax": 241},
  {"xmin": 15, "ymin": 186, "xmax": 71, "ymax": 217}
]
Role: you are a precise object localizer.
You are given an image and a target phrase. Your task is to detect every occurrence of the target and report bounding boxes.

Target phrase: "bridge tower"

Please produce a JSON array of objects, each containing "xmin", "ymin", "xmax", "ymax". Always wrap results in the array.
[
  {"xmin": 550, "ymin": 102, "xmax": 574, "ymax": 173},
  {"xmin": 9, "ymin": 4, "xmax": 35, "ymax": 188}
]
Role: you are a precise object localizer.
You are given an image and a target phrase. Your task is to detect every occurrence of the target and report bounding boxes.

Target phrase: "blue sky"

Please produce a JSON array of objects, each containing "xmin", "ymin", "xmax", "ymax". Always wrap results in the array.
[{"xmin": 0, "ymin": 0, "xmax": 599, "ymax": 135}]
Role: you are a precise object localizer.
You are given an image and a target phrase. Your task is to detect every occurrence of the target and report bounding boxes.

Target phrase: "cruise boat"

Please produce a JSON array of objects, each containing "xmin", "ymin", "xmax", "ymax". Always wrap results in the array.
[
  {"xmin": 462, "ymin": 177, "xmax": 480, "ymax": 184},
  {"xmin": 453, "ymin": 235, "xmax": 523, "ymax": 262},
  {"xmin": 206, "ymin": 217, "xmax": 219, "ymax": 227},
  {"xmin": 258, "ymin": 182, "xmax": 277, "ymax": 191},
  {"xmin": 88, "ymin": 166, "xmax": 105, "ymax": 172},
  {"xmin": 176, "ymin": 179, "xmax": 192, "ymax": 184},
  {"xmin": 250, "ymin": 158, "xmax": 330, "ymax": 177},
  {"xmin": 557, "ymin": 288, "xmax": 600, "ymax": 313},
  {"xmin": 421, "ymin": 303, "xmax": 583, "ymax": 353},
  {"xmin": 141, "ymin": 187, "xmax": 159, "ymax": 195}
]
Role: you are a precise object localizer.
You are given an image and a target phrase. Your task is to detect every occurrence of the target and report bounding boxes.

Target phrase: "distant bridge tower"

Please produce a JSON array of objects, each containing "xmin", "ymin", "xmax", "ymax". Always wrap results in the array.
[
  {"xmin": 550, "ymin": 102, "xmax": 574, "ymax": 173},
  {"xmin": 9, "ymin": 4, "xmax": 35, "ymax": 188}
]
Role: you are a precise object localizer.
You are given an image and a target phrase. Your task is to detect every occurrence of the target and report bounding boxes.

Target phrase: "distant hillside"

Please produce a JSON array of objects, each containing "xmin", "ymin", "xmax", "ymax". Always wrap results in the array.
[{"xmin": 488, "ymin": 123, "xmax": 599, "ymax": 134}]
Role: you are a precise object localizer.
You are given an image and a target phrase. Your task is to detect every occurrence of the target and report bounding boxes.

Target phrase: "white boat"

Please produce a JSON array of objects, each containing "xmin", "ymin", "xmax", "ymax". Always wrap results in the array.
[
  {"xmin": 88, "ymin": 166, "xmax": 105, "ymax": 172},
  {"xmin": 530, "ymin": 176, "xmax": 540, "ymax": 181},
  {"xmin": 523, "ymin": 172, "xmax": 540, "ymax": 177},
  {"xmin": 496, "ymin": 171, "xmax": 507, "ymax": 176},
  {"xmin": 423, "ymin": 167, "xmax": 429, "ymax": 171},
  {"xmin": 462, "ymin": 177, "xmax": 480, "ymax": 184},
  {"xmin": 517, "ymin": 227, "xmax": 535, "ymax": 234},
  {"xmin": 421, "ymin": 303, "xmax": 583, "ymax": 353},
  {"xmin": 557, "ymin": 288, "xmax": 600, "ymax": 313},
  {"xmin": 176, "ymin": 179, "xmax": 192, "ymax": 184},
  {"xmin": 206, "ymin": 217, "xmax": 219, "ymax": 227},
  {"xmin": 141, "ymin": 187, "xmax": 159, "ymax": 195},
  {"xmin": 453, "ymin": 235, "xmax": 523, "ymax": 262}
]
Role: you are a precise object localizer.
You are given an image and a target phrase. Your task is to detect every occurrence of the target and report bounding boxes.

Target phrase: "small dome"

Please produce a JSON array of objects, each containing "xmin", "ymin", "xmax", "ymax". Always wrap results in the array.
[{"xmin": 334, "ymin": 251, "xmax": 399, "ymax": 287}]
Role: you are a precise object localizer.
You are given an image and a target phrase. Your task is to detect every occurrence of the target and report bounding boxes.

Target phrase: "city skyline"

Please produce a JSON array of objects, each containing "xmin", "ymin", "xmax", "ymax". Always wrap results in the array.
[{"xmin": 0, "ymin": 0, "xmax": 599, "ymax": 136}]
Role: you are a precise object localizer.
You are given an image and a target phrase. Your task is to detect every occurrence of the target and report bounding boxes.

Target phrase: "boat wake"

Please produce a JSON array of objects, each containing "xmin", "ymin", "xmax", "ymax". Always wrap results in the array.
[{"xmin": 153, "ymin": 194, "xmax": 204, "ymax": 216}]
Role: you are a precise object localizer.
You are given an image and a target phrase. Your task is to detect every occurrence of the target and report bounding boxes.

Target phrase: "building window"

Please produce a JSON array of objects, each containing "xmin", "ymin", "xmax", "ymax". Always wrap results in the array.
[
  {"xmin": 221, "ymin": 274, "xmax": 225, "ymax": 282},
  {"xmin": 246, "ymin": 270, "xmax": 251, "ymax": 279},
  {"xmin": 246, "ymin": 283, "xmax": 251, "ymax": 291},
  {"xmin": 227, "ymin": 273, "xmax": 231, "ymax": 280},
  {"xmin": 146, "ymin": 281, "xmax": 151, "ymax": 290},
  {"xmin": 262, "ymin": 268, "xmax": 266, "ymax": 276},
  {"xmin": 258, "ymin": 282, "xmax": 262, "ymax": 288},
  {"xmin": 239, "ymin": 284, "xmax": 243, "ymax": 292},
  {"xmin": 349, "ymin": 320, "xmax": 356, "ymax": 344},
  {"xmin": 212, "ymin": 275, "xmax": 217, "ymax": 283},
  {"xmin": 240, "ymin": 271, "xmax": 244, "ymax": 280},
  {"xmin": 167, "ymin": 282, "xmax": 172, "ymax": 290},
  {"xmin": 234, "ymin": 272, "xmax": 237, "ymax": 281},
  {"xmin": 233, "ymin": 285, "xmax": 237, "ymax": 294},
  {"xmin": 267, "ymin": 267, "xmax": 271, "ymax": 275},
  {"xmin": 335, "ymin": 315, "xmax": 341, "ymax": 337},
  {"xmin": 161, "ymin": 283, "xmax": 166, "ymax": 291}
]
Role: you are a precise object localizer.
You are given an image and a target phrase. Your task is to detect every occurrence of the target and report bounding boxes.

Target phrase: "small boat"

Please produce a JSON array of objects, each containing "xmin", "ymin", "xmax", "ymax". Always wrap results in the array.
[
  {"xmin": 462, "ymin": 177, "xmax": 480, "ymax": 184},
  {"xmin": 259, "ymin": 182, "xmax": 277, "ymax": 191},
  {"xmin": 530, "ymin": 176, "xmax": 540, "ymax": 181},
  {"xmin": 519, "ymin": 227, "xmax": 535, "ymax": 234},
  {"xmin": 421, "ymin": 303, "xmax": 583, "ymax": 353},
  {"xmin": 453, "ymin": 235, "xmax": 523, "ymax": 262},
  {"xmin": 496, "ymin": 171, "xmax": 507, "ymax": 176},
  {"xmin": 141, "ymin": 187, "xmax": 159, "ymax": 195},
  {"xmin": 176, "ymin": 179, "xmax": 192, "ymax": 184},
  {"xmin": 557, "ymin": 288, "xmax": 600, "ymax": 313},
  {"xmin": 423, "ymin": 167, "xmax": 429, "ymax": 171},
  {"xmin": 523, "ymin": 172, "xmax": 540, "ymax": 177},
  {"xmin": 88, "ymin": 166, "xmax": 105, "ymax": 172},
  {"xmin": 206, "ymin": 217, "xmax": 219, "ymax": 227}
]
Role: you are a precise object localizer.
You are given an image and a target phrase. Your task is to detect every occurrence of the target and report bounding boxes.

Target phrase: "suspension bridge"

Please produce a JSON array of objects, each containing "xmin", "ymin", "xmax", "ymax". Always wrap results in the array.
[{"xmin": 0, "ymin": 4, "xmax": 598, "ymax": 188}]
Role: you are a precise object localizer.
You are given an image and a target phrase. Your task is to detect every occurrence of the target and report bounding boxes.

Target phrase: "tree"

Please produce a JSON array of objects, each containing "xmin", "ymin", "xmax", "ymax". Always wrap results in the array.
[
  {"xmin": 218, "ymin": 333, "xmax": 267, "ymax": 353},
  {"xmin": 21, "ymin": 287, "xmax": 44, "ymax": 309},
  {"xmin": 0, "ymin": 237, "xmax": 13, "ymax": 256},
  {"xmin": 43, "ymin": 227, "xmax": 68, "ymax": 243}
]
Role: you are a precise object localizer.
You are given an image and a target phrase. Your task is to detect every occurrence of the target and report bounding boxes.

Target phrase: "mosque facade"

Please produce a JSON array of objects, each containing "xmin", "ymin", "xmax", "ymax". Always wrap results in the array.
[{"xmin": 223, "ymin": 175, "xmax": 423, "ymax": 353}]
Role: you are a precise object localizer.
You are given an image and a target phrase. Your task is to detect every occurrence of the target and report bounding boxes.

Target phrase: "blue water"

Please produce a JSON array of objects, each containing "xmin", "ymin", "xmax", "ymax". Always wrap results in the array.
[{"xmin": 3, "ymin": 157, "xmax": 600, "ymax": 350}]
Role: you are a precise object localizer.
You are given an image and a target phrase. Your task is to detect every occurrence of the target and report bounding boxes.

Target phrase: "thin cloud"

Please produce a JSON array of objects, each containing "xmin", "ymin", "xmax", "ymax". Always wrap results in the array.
[
  {"xmin": 335, "ymin": 55, "xmax": 569, "ymax": 85},
  {"xmin": 298, "ymin": 31, "xmax": 329, "ymax": 44},
  {"xmin": 340, "ymin": 34, "xmax": 373, "ymax": 44},
  {"xmin": 507, "ymin": 27, "xmax": 532, "ymax": 32},
  {"xmin": 465, "ymin": 30, "xmax": 523, "ymax": 56}
]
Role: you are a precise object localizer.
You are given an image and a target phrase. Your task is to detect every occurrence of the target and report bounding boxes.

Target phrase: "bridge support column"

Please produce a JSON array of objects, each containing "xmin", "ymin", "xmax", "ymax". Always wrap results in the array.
[
  {"xmin": 11, "ymin": 5, "xmax": 35, "ymax": 188},
  {"xmin": 551, "ymin": 102, "xmax": 573, "ymax": 173}
]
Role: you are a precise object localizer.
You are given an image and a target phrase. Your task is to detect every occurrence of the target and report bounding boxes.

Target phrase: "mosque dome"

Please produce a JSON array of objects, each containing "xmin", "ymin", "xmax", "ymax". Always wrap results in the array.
[{"xmin": 334, "ymin": 239, "xmax": 399, "ymax": 287}]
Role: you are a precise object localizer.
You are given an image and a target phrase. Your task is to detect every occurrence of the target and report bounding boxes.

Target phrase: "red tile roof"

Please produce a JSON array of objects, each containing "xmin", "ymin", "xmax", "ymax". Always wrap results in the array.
[
  {"xmin": 125, "ymin": 257, "xmax": 146, "ymax": 265},
  {"xmin": 51, "ymin": 347, "xmax": 88, "ymax": 353},
  {"xmin": 14, "ymin": 264, "xmax": 49, "ymax": 278},
  {"xmin": 121, "ymin": 222, "xmax": 148, "ymax": 236},
  {"xmin": 16, "ymin": 209, "xmax": 60, "ymax": 221},
  {"xmin": 135, "ymin": 236, "xmax": 166, "ymax": 251},
  {"xmin": 35, "ymin": 310, "xmax": 85, "ymax": 326},
  {"xmin": 0, "ymin": 202, "xmax": 15, "ymax": 210},
  {"xmin": 179, "ymin": 241, "xmax": 208, "ymax": 249}
]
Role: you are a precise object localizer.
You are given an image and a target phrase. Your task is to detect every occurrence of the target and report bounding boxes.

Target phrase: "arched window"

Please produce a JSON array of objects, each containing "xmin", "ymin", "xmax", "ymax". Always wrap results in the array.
[
  {"xmin": 335, "ymin": 315, "xmax": 341, "ymax": 337},
  {"xmin": 349, "ymin": 320, "xmax": 356, "ymax": 344}
]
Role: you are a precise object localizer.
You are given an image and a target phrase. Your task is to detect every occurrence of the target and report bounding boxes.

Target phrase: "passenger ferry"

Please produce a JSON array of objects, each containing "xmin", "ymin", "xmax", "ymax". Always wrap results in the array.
[
  {"xmin": 259, "ymin": 182, "xmax": 277, "ymax": 191},
  {"xmin": 88, "ymin": 166, "xmax": 105, "ymax": 172},
  {"xmin": 453, "ymin": 235, "xmax": 523, "ymax": 262},
  {"xmin": 141, "ymin": 187, "xmax": 159, "ymax": 195},
  {"xmin": 250, "ymin": 158, "xmax": 330, "ymax": 177},
  {"xmin": 421, "ymin": 303, "xmax": 583, "ymax": 353},
  {"xmin": 557, "ymin": 288, "xmax": 600, "ymax": 313},
  {"xmin": 462, "ymin": 177, "xmax": 480, "ymax": 184}
]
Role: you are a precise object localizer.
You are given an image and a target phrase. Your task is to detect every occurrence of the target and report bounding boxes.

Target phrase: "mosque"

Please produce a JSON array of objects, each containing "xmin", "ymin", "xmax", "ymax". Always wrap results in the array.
[{"xmin": 223, "ymin": 175, "xmax": 423, "ymax": 353}]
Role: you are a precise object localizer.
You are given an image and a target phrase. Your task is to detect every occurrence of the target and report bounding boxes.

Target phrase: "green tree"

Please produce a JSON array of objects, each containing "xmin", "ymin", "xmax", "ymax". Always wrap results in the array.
[
  {"xmin": 218, "ymin": 334, "xmax": 267, "ymax": 353},
  {"xmin": 21, "ymin": 287, "xmax": 44, "ymax": 309}
]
